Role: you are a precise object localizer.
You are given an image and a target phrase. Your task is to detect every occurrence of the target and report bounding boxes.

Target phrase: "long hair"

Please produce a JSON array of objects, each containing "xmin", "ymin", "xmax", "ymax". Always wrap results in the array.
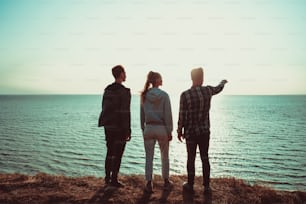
[{"xmin": 141, "ymin": 71, "xmax": 161, "ymax": 103}]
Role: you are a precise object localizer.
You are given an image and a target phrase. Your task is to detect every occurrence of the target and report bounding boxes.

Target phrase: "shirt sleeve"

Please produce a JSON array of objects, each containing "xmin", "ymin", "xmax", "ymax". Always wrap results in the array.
[
  {"xmin": 177, "ymin": 92, "xmax": 186, "ymax": 135},
  {"xmin": 120, "ymin": 88, "xmax": 131, "ymax": 135},
  {"xmin": 164, "ymin": 93, "xmax": 173, "ymax": 135},
  {"xmin": 140, "ymin": 102, "xmax": 145, "ymax": 133},
  {"xmin": 207, "ymin": 83, "xmax": 225, "ymax": 95}
]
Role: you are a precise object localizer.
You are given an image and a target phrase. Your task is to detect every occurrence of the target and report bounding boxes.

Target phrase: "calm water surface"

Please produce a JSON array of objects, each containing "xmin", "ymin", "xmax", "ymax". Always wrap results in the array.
[{"xmin": 0, "ymin": 95, "xmax": 305, "ymax": 191}]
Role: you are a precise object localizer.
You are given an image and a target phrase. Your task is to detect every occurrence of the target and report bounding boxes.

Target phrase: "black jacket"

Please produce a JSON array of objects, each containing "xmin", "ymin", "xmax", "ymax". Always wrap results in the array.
[{"xmin": 98, "ymin": 83, "xmax": 131, "ymax": 136}]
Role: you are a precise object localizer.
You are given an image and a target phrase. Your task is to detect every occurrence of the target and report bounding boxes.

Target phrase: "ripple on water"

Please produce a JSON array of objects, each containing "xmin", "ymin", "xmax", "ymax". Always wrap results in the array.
[{"xmin": 0, "ymin": 95, "xmax": 305, "ymax": 191}]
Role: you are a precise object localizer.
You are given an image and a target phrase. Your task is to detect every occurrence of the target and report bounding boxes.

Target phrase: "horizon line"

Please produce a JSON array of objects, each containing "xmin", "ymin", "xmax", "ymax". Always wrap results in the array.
[{"xmin": 1, "ymin": 93, "xmax": 306, "ymax": 96}]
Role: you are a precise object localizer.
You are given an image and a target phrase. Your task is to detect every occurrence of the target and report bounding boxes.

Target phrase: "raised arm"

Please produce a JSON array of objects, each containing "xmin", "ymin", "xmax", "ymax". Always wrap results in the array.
[{"xmin": 208, "ymin": 79, "xmax": 228, "ymax": 95}]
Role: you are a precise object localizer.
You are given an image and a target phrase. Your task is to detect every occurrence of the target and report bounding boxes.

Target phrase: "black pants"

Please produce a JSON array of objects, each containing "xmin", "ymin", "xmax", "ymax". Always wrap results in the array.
[
  {"xmin": 186, "ymin": 131, "xmax": 210, "ymax": 187},
  {"xmin": 104, "ymin": 129, "xmax": 126, "ymax": 182}
]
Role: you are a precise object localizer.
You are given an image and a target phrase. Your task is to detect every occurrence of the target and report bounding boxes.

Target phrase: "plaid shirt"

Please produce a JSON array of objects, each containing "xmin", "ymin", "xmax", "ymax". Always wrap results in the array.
[{"xmin": 177, "ymin": 84, "xmax": 225, "ymax": 139}]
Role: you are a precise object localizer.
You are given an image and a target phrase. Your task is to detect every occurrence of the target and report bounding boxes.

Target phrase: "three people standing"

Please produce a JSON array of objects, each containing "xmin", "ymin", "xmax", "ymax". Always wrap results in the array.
[{"xmin": 99, "ymin": 65, "xmax": 227, "ymax": 194}]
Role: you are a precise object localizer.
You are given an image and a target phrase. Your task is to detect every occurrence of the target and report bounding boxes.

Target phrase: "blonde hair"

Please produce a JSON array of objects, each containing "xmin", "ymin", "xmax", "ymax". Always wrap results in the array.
[
  {"xmin": 191, "ymin": 67, "xmax": 203, "ymax": 81},
  {"xmin": 141, "ymin": 71, "xmax": 161, "ymax": 103}
]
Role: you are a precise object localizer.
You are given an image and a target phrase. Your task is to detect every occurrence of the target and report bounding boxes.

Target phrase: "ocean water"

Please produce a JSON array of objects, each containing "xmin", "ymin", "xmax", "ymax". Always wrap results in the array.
[{"xmin": 0, "ymin": 95, "xmax": 305, "ymax": 191}]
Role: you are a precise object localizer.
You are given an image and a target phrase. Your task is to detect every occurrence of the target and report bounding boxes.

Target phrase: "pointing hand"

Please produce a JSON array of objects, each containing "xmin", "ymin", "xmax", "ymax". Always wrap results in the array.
[{"xmin": 220, "ymin": 80, "xmax": 228, "ymax": 85}]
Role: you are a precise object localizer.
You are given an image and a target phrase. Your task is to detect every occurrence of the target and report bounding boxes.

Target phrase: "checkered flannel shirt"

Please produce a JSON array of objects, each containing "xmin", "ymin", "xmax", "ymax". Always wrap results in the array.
[{"xmin": 177, "ymin": 84, "xmax": 225, "ymax": 139}]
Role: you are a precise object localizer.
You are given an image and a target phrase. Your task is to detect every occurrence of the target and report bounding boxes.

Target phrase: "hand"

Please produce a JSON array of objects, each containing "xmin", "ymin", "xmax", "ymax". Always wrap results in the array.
[
  {"xmin": 126, "ymin": 134, "xmax": 131, "ymax": 141},
  {"xmin": 168, "ymin": 134, "xmax": 172, "ymax": 141},
  {"xmin": 178, "ymin": 134, "xmax": 185, "ymax": 143},
  {"xmin": 220, "ymin": 79, "xmax": 228, "ymax": 85}
]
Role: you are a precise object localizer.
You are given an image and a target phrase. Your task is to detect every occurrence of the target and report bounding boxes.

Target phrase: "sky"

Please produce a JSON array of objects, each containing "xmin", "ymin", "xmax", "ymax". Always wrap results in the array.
[{"xmin": 0, "ymin": 0, "xmax": 305, "ymax": 95}]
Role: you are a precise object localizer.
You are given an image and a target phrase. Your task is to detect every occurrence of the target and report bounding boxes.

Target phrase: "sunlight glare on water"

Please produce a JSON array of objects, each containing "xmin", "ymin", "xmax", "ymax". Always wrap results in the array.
[{"xmin": 0, "ymin": 95, "xmax": 305, "ymax": 191}]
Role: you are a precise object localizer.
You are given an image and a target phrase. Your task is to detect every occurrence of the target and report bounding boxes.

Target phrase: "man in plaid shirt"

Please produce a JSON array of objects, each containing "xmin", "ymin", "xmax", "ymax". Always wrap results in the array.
[{"xmin": 177, "ymin": 67, "xmax": 228, "ymax": 194}]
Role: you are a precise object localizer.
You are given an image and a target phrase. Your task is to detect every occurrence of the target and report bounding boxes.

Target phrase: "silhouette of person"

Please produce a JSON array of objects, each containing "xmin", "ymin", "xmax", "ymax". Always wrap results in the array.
[
  {"xmin": 98, "ymin": 65, "xmax": 131, "ymax": 187},
  {"xmin": 177, "ymin": 67, "xmax": 228, "ymax": 194},
  {"xmin": 140, "ymin": 71, "xmax": 173, "ymax": 193}
]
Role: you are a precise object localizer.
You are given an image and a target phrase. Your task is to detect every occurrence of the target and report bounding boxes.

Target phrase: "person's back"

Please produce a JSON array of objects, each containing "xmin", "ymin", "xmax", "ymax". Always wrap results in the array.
[
  {"xmin": 177, "ymin": 67, "xmax": 227, "ymax": 194},
  {"xmin": 179, "ymin": 85, "xmax": 223, "ymax": 139},
  {"xmin": 101, "ymin": 82, "xmax": 131, "ymax": 138},
  {"xmin": 98, "ymin": 65, "xmax": 131, "ymax": 188},
  {"xmin": 140, "ymin": 71, "xmax": 173, "ymax": 193},
  {"xmin": 141, "ymin": 87, "xmax": 172, "ymax": 134}
]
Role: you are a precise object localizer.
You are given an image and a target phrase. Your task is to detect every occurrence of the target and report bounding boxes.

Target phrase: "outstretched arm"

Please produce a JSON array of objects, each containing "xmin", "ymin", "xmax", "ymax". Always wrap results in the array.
[{"xmin": 208, "ymin": 79, "xmax": 228, "ymax": 95}]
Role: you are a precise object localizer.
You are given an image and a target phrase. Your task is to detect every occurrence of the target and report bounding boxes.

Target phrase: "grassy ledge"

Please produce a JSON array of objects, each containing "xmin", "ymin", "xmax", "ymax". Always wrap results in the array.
[{"xmin": 0, "ymin": 173, "xmax": 305, "ymax": 204}]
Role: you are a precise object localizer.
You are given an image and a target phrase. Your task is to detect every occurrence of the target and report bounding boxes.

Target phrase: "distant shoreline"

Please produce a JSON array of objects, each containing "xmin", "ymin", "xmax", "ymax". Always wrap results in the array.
[{"xmin": 0, "ymin": 173, "xmax": 305, "ymax": 204}]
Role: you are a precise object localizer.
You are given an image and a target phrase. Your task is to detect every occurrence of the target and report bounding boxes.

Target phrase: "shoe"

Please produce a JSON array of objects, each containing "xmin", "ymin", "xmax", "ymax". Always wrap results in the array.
[
  {"xmin": 204, "ymin": 186, "xmax": 212, "ymax": 194},
  {"xmin": 163, "ymin": 179, "xmax": 173, "ymax": 191},
  {"xmin": 183, "ymin": 182, "xmax": 194, "ymax": 193},
  {"xmin": 110, "ymin": 180, "xmax": 125, "ymax": 188},
  {"xmin": 104, "ymin": 177, "xmax": 111, "ymax": 185},
  {"xmin": 144, "ymin": 181, "xmax": 153, "ymax": 193}
]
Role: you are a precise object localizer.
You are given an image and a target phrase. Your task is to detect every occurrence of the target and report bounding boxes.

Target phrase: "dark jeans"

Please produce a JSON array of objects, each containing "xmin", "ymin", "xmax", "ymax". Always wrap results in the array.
[
  {"xmin": 186, "ymin": 131, "xmax": 210, "ymax": 187},
  {"xmin": 104, "ymin": 129, "xmax": 126, "ymax": 182}
]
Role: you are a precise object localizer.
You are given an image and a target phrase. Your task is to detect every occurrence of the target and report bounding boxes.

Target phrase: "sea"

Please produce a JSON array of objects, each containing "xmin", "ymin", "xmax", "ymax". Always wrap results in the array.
[{"xmin": 0, "ymin": 95, "xmax": 305, "ymax": 191}]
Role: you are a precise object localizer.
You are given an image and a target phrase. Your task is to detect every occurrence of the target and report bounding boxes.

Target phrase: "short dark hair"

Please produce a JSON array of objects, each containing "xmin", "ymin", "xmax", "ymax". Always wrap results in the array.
[{"xmin": 112, "ymin": 65, "xmax": 125, "ymax": 79}]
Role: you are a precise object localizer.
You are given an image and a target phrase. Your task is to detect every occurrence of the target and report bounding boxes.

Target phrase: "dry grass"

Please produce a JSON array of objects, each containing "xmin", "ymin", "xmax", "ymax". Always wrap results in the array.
[{"xmin": 0, "ymin": 173, "xmax": 305, "ymax": 204}]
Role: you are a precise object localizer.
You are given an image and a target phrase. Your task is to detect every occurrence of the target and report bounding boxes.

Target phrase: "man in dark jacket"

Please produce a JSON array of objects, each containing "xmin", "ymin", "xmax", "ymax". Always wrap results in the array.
[{"xmin": 99, "ymin": 65, "xmax": 131, "ymax": 187}]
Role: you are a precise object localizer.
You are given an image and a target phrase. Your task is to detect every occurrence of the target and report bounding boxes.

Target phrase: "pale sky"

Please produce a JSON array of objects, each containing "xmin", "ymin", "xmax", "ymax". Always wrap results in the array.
[{"xmin": 0, "ymin": 0, "xmax": 305, "ymax": 95}]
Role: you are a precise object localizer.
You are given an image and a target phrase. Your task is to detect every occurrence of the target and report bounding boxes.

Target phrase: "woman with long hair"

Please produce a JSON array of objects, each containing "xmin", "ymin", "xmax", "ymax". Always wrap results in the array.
[{"xmin": 140, "ymin": 71, "xmax": 173, "ymax": 193}]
